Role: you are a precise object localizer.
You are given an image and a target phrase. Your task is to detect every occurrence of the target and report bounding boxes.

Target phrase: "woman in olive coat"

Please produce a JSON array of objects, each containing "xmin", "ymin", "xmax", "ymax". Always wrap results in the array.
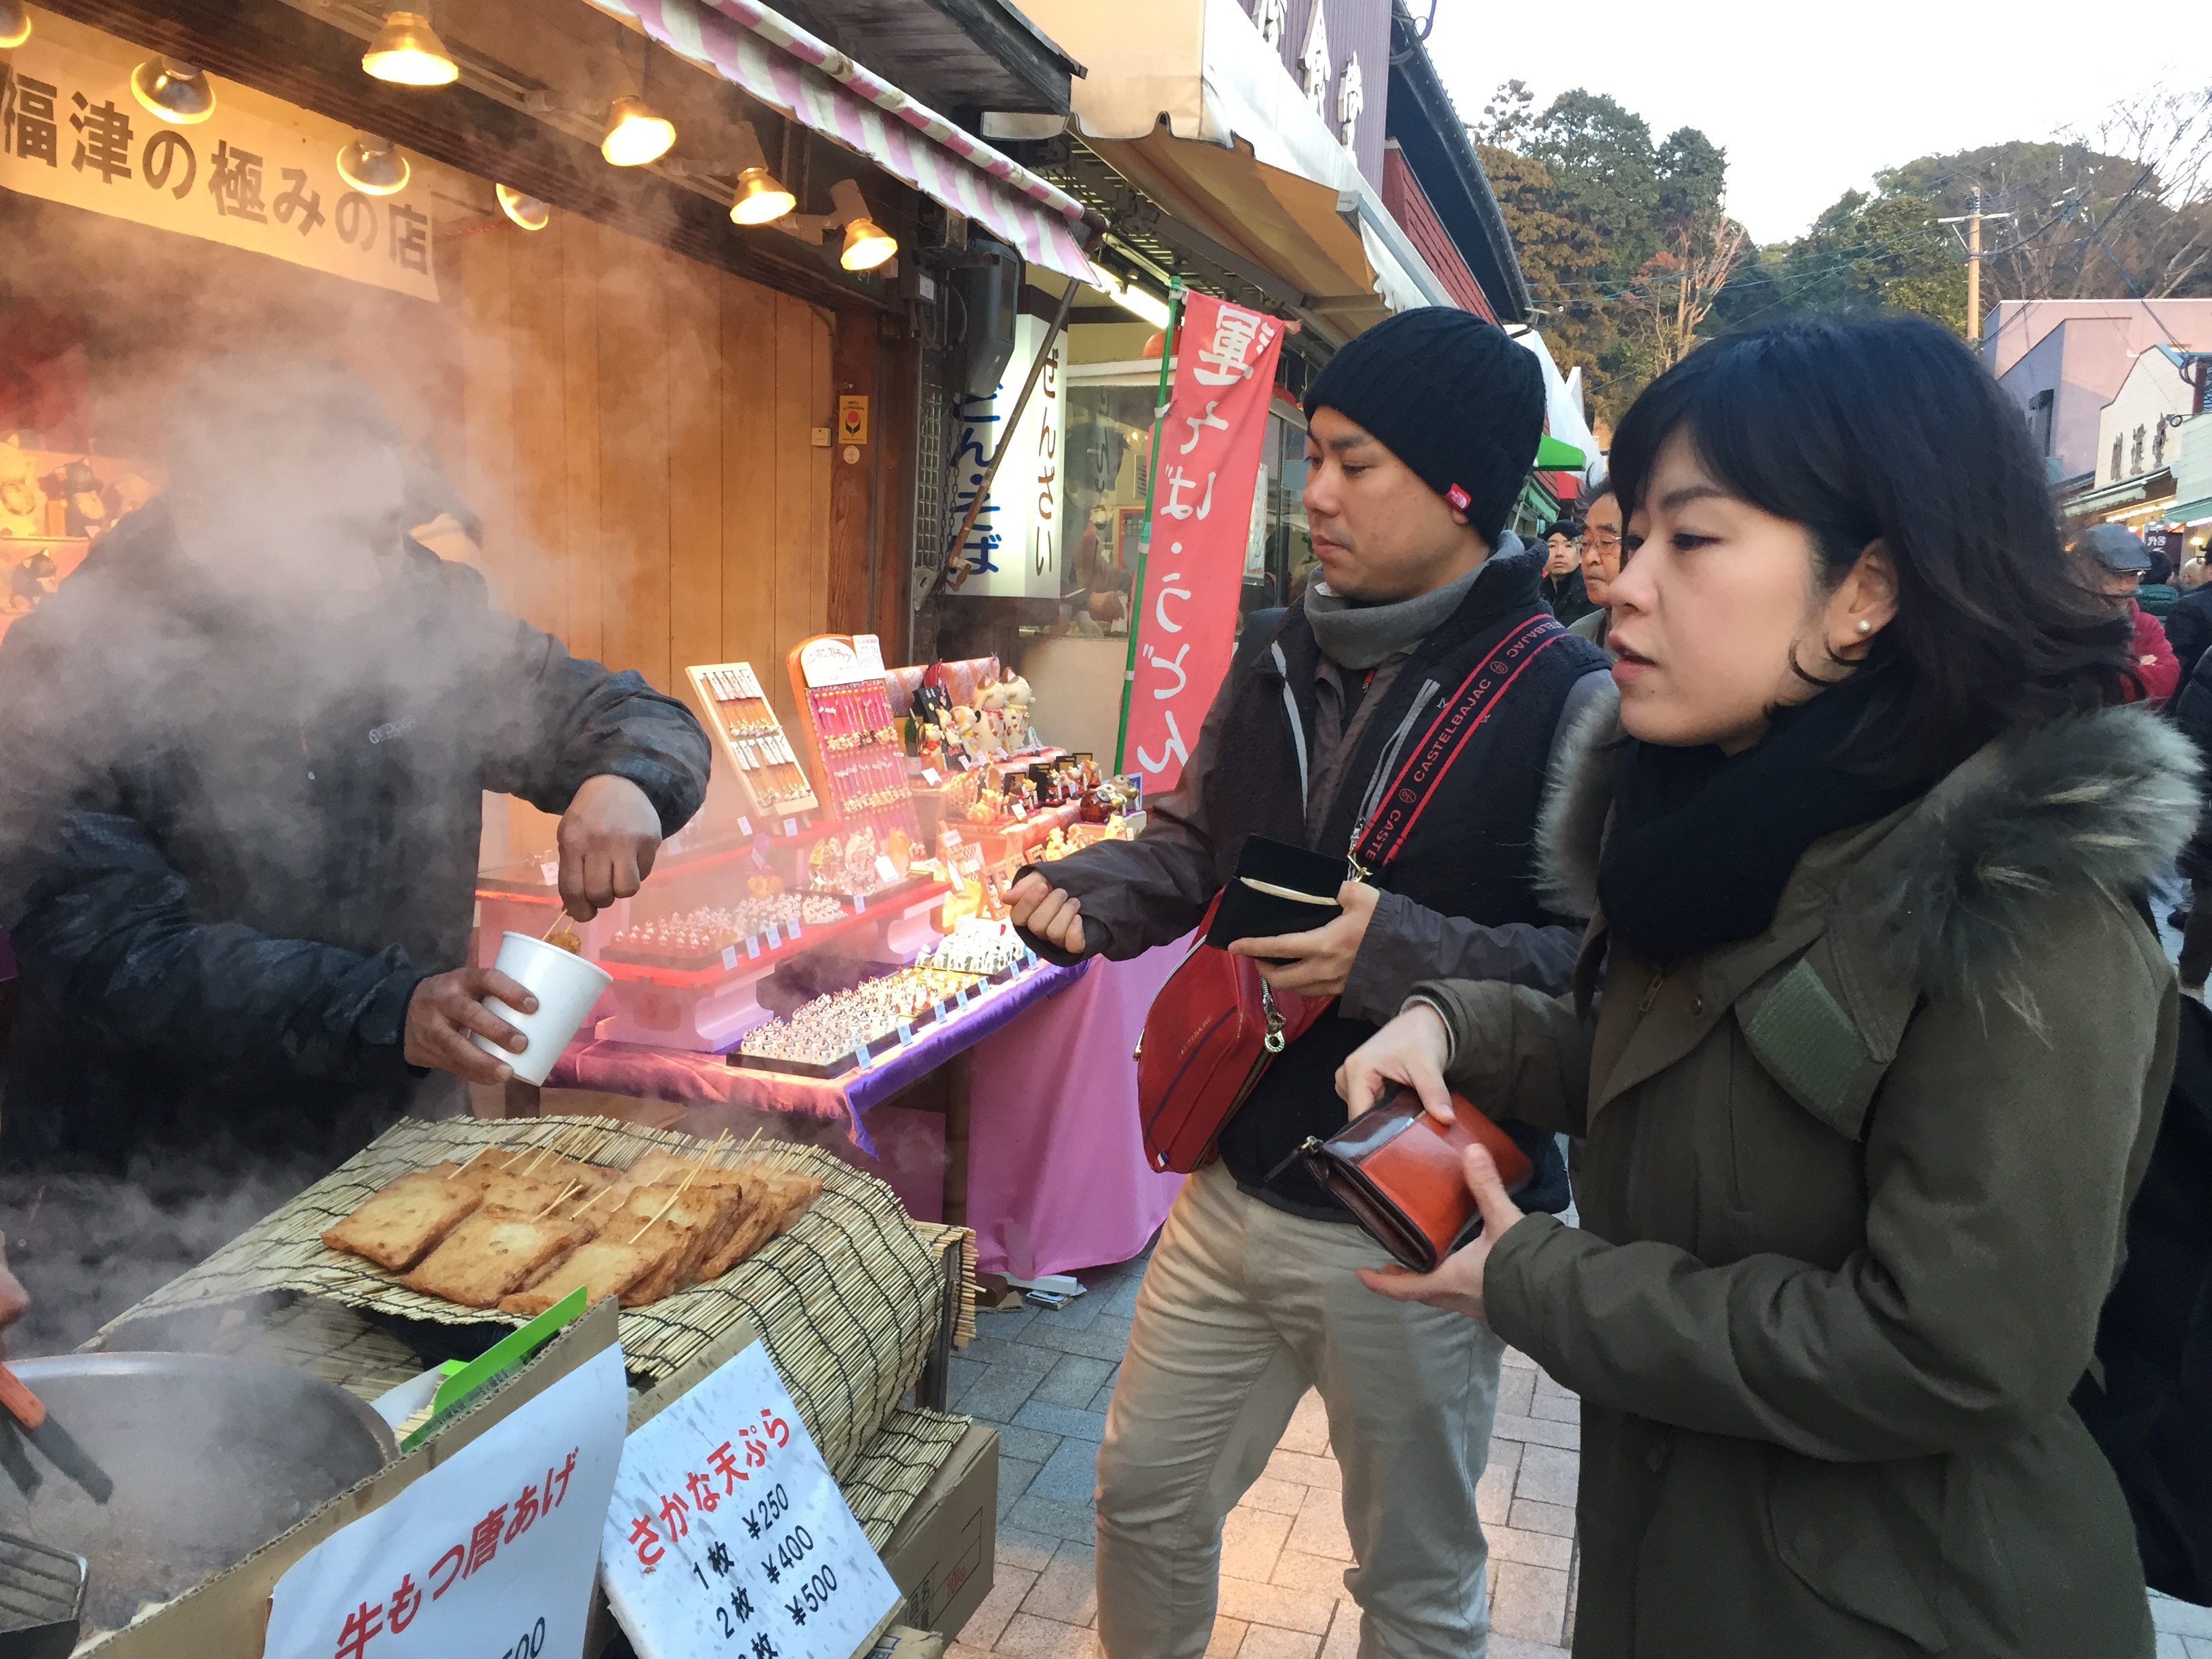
[{"xmin": 1339, "ymin": 318, "xmax": 2194, "ymax": 1659}]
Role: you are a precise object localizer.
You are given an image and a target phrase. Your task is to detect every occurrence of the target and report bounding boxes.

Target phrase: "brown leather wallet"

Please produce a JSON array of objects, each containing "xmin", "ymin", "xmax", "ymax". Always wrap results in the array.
[{"xmin": 1300, "ymin": 1089, "xmax": 1535, "ymax": 1272}]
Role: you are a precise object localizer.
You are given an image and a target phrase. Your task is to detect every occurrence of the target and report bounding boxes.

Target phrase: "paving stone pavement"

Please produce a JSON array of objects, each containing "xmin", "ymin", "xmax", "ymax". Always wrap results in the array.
[{"xmin": 943, "ymin": 1246, "xmax": 1580, "ymax": 1659}]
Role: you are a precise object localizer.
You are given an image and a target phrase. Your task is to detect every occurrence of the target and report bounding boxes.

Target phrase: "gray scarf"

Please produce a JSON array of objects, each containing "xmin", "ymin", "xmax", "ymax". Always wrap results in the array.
[{"xmin": 1303, "ymin": 533, "xmax": 1523, "ymax": 670}]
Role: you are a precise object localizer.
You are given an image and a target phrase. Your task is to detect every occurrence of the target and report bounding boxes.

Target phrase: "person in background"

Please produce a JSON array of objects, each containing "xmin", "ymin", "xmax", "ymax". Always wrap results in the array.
[
  {"xmin": 2182, "ymin": 556, "xmax": 2209, "ymax": 591},
  {"xmin": 0, "ymin": 355, "xmax": 711, "ymax": 1347},
  {"xmin": 1540, "ymin": 518, "xmax": 1597, "ymax": 625},
  {"xmin": 1338, "ymin": 315, "xmax": 2180, "ymax": 1659},
  {"xmin": 2076, "ymin": 525, "xmax": 2180, "ymax": 706},
  {"xmin": 1570, "ymin": 481, "xmax": 1622, "ymax": 653},
  {"xmin": 2163, "ymin": 554, "xmax": 2212, "ymax": 688},
  {"xmin": 1010, "ymin": 308, "xmax": 1613, "ymax": 1658},
  {"xmin": 2137, "ymin": 547, "xmax": 2182, "ymax": 621}
]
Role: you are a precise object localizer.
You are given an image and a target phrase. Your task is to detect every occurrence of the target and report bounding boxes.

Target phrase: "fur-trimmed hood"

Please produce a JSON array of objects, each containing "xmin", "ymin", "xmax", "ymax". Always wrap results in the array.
[{"xmin": 1537, "ymin": 701, "xmax": 2201, "ymax": 1000}]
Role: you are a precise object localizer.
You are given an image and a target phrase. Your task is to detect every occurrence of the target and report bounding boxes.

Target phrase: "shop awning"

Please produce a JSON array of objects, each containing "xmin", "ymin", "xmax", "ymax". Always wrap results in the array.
[
  {"xmin": 2063, "ymin": 466, "xmax": 2175, "ymax": 522},
  {"xmin": 1016, "ymin": 0, "xmax": 1455, "ymax": 340},
  {"xmin": 2165, "ymin": 496, "xmax": 2212, "ymax": 527},
  {"xmin": 599, "ymin": 0, "xmax": 1098, "ymax": 280}
]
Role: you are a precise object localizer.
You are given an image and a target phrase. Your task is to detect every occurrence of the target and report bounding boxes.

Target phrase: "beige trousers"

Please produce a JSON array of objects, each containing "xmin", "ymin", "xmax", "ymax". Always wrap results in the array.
[{"xmin": 1094, "ymin": 1162, "xmax": 1507, "ymax": 1658}]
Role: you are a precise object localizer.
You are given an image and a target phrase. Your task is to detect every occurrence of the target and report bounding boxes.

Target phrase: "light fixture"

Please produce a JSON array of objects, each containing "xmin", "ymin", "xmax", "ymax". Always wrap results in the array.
[
  {"xmin": 841, "ymin": 216, "xmax": 897, "ymax": 271},
  {"xmin": 726, "ymin": 120, "xmax": 795, "ymax": 226},
  {"xmin": 496, "ymin": 183, "xmax": 550, "ymax": 231},
  {"xmin": 129, "ymin": 57, "xmax": 216, "ymax": 125},
  {"xmin": 1092, "ymin": 268, "xmax": 1171, "ymax": 331},
  {"xmin": 826, "ymin": 178, "xmax": 895, "ymax": 271},
  {"xmin": 601, "ymin": 94, "xmax": 674, "ymax": 166},
  {"xmin": 336, "ymin": 134, "xmax": 410, "ymax": 196},
  {"xmin": 731, "ymin": 168, "xmax": 796, "ymax": 226},
  {"xmin": 361, "ymin": 11, "xmax": 459, "ymax": 87},
  {"xmin": 0, "ymin": 0, "xmax": 30, "ymax": 49}
]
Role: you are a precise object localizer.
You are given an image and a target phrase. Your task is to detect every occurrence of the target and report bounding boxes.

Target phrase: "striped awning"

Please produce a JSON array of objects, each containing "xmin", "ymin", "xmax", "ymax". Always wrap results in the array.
[{"xmin": 597, "ymin": 0, "xmax": 1097, "ymax": 281}]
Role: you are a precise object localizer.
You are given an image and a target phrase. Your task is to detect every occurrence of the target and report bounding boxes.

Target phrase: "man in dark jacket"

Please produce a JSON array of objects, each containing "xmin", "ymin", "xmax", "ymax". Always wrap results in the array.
[
  {"xmin": 1538, "ymin": 516, "xmax": 1596, "ymax": 624},
  {"xmin": 0, "ymin": 359, "xmax": 709, "ymax": 1344},
  {"xmin": 1011, "ymin": 311, "xmax": 1612, "ymax": 1658}
]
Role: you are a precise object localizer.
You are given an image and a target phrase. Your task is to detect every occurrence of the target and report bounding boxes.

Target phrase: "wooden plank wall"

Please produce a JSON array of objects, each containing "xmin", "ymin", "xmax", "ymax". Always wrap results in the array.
[{"xmin": 452, "ymin": 212, "xmax": 834, "ymax": 715}]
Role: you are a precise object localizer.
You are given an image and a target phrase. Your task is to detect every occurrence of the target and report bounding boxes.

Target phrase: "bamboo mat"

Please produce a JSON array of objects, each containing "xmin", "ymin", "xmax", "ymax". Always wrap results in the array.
[
  {"xmin": 113, "ymin": 1116, "xmax": 948, "ymax": 1477},
  {"xmin": 840, "ymin": 1405, "xmax": 974, "ymax": 1550},
  {"xmin": 911, "ymin": 1222, "xmax": 979, "ymax": 1349}
]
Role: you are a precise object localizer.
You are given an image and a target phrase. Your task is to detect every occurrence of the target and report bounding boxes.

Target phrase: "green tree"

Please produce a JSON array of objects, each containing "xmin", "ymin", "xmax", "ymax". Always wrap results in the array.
[
  {"xmin": 1475, "ymin": 142, "xmax": 1620, "ymax": 411},
  {"xmin": 1527, "ymin": 90, "xmax": 1660, "ymax": 279},
  {"xmin": 1771, "ymin": 189, "xmax": 1965, "ymax": 330},
  {"xmin": 1656, "ymin": 127, "xmax": 1727, "ymax": 223}
]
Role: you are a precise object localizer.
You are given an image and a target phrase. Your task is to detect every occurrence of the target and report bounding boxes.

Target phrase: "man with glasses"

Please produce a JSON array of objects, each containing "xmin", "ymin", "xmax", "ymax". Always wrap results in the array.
[{"xmin": 1571, "ymin": 480, "xmax": 1622, "ymax": 653}]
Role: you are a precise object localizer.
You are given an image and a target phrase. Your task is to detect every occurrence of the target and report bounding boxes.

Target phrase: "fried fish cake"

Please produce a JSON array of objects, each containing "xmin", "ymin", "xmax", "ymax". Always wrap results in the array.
[
  {"xmin": 402, "ymin": 1206, "xmax": 592, "ymax": 1309},
  {"xmin": 321, "ymin": 1164, "xmax": 483, "ymax": 1272},
  {"xmin": 499, "ymin": 1235, "xmax": 677, "ymax": 1317}
]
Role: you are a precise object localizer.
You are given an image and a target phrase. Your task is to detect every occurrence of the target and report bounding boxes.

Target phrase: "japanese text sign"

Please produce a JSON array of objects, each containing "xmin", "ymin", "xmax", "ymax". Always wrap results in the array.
[
  {"xmin": 947, "ymin": 313, "xmax": 1066, "ymax": 598},
  {"xmin": 601, "ymin": 1339, "xmax": 898, "ymax": 1659},
  {"xmin": 1122, "ymin": 293, "xmax": 1285, "ymax": 791},
  {"xmin": 264, "ymin": 1344, "xmax": 627, "ymax": 1659},
  {"xmin": 0, "ymin": 9, "xmax": 439, "ymax": 301}
]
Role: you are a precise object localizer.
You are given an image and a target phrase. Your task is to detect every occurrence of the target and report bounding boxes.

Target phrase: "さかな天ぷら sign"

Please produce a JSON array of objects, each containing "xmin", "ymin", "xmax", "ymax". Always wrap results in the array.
[
  {"xmin": 0, "ymin": 9, "xmax": 439, "ymax": 301},
  {"xmin": 1122, "ymin": 293, "xmax": 1286, "ymax": 793}
]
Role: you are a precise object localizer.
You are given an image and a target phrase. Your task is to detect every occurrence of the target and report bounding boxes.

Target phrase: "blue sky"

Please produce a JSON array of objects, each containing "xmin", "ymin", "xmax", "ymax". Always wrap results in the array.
[{"xmin": 1422, "ymin": 1, "xmax": 2195, "ymax": 244}]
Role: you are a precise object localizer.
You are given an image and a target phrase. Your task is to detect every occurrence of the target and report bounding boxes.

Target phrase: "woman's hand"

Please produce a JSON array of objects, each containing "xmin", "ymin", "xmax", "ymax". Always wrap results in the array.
[
  {"xmin": 1357, "ymin": 1144, "xmax": 1525, "ymax": 1323},
  {"xmin": 1336, "ymin": 1000, "xmax": 1454, "ymax": 1123}
]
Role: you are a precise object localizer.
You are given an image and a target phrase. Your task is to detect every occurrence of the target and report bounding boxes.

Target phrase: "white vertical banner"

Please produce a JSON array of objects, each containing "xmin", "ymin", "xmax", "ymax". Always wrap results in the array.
[{"xmin": 948, "ymin": 313, "xmax": 1067, "ymax": 599}]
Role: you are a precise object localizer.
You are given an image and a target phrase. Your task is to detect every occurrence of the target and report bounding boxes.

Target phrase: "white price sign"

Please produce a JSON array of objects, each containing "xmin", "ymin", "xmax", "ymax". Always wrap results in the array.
[
  {"xmin": 264, "ymin": 1346, "xmax": 628, "ymax": 1659},
  {"xmin": 602, "ymin": 1341, "xmax": 898, "ymax": 1658}
]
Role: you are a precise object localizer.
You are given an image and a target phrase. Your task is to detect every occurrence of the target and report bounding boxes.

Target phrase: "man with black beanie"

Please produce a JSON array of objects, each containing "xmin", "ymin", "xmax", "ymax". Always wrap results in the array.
[{"xmin": 1009, "ymin": 308, "xmax": 1614, "ymax": 1658}]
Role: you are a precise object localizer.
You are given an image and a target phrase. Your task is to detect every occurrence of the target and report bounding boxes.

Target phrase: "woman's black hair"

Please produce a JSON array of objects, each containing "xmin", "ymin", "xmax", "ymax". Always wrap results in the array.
[{"xmin": 1607, "ymin": 316, "xmax": 2131, "ymax": 784}]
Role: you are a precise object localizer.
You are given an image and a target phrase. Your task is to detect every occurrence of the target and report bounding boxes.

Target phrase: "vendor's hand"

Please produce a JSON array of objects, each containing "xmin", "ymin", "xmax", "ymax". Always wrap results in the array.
[
  {"xmin": 1230, "ymin": 881, "xmax": 1379, "ymax": 998},
  {"xmin": 405, "ymin": 966, "xmax": 539, "ymax": 1085},
  {"xmin": 1008, "ymin": 870, "xmax": 1088, "ymax": 955},
  {"xmin": 1337, "ymin": 1000, "xmax": 1453, "ymax": 1122},
  {"xmin": 558, "ymin": 773, "xmax": 664, "ymax": 920},
  {"xmin": 1356, "ymin": 1144, "xmax": 1525, "ymax": 1323}
]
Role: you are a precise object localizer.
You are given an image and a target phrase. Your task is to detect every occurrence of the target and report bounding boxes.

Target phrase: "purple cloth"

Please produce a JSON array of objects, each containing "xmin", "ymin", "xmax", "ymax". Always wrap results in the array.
[
  {"xmin": 547, "ymin": 959, "xmax": 1087, "ymax": 1153},
  {"xmin": 965, "ymin": 937, "xmax": 1191, "ymax": 1277}
]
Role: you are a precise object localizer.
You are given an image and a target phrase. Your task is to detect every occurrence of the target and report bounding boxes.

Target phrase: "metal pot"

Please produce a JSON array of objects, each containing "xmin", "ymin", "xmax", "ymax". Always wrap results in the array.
[{"xmin": 0, "ymin": 1353, "xmax": 396, "ymax": 1639}]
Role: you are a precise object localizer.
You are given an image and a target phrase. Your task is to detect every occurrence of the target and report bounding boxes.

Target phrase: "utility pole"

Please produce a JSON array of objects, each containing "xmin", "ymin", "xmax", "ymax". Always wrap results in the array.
[{"xmin": 1940, "ymin": 188, "xmax": 2014, "ymax": 346}]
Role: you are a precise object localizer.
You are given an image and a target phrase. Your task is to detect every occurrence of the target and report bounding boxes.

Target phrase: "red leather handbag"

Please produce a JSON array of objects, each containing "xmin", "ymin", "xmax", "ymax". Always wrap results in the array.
[
  {"xmin": 1131, "ymin": 612, "xmax": 1569, "ymax": 1179},
  {"xmin": 1135, "ymin": 894, "xmax": 1325, "ymax": 1173}
]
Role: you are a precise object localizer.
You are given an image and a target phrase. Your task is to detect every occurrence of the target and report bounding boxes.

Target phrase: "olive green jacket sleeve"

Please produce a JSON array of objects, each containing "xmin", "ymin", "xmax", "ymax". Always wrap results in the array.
[
  {"xmin": 1412, "ymin": 977, "xmax": 1596, "ymax": 1139},
  {"xmin": 1478, "ymin": 893, "xmax": 2171, "ymax": 1464}
]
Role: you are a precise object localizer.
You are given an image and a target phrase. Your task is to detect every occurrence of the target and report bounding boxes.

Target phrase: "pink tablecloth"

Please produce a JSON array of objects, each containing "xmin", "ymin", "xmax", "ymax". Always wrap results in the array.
[{"xmin": 964, "ymin": 937, "xmax": 1190, "ymax": 1279}]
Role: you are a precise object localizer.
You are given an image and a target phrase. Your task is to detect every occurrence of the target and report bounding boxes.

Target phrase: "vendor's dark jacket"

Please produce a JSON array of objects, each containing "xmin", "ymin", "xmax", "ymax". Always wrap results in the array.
[
  {"xmin": 0, "ymin": 500, "xmax": 710, "ymax": 1181},
  {"xmin": 1542, "ymin": 567, "xmax": 1598, "ymax": 626},
  {"xmin": 1023, "ymin": 545, "xmax": 1612, "ymax": 1218}
]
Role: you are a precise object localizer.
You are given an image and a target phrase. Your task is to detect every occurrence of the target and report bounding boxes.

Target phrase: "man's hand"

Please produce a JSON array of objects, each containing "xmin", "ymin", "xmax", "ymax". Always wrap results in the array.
[
  {"xmin": 558, "ymin": 773, "xmax": 664, "ymax": 920},
  {"xmin": 1336, "ymin": 1000, "xmax": 1453, "ymax": 1122},
  {"xmin": 1355, "ymin": 1144, "xmax": 1525, "ymax": 1323},
  {"xmin": 1229, "ymin": 880, "xmax": 1379, "ymax": 998},
  {"xmin": 0, "ymin": 1237, "xmax": 28, "ymax": 1359},
  {"xmin": 405, "ymin": 967, "xmax": 540, "ymax": 1084},
  {"xmin": 1008, "ymin": 870, "xmax": 1090, "ymax": 956}
]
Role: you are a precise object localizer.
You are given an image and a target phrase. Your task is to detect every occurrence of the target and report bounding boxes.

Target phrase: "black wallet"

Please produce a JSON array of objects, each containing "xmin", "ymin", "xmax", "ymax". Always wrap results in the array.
[{"xmin": 1204, "ymin": 835, "xmax": 1346, "ymax": 949}]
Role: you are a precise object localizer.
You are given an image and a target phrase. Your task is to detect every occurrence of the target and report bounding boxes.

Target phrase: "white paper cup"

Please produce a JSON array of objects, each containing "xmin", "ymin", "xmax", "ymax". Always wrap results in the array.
[{"xmin": 471, "ymin": 930, "xmax": 613, "ymax": 1086}]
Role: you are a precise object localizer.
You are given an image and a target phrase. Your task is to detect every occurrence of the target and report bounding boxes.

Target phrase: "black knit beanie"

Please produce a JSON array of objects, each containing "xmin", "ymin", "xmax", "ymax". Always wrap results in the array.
[{"xmin": 1303, "ymin": 309, "xmax": 1546, "ymax": 545}]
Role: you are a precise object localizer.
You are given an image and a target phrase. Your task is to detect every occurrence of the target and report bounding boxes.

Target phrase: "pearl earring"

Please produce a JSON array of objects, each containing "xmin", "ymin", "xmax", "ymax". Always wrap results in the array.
[{"xmin": 1856, "ymin": 619, "xmax": 1872, "ymax": 635}]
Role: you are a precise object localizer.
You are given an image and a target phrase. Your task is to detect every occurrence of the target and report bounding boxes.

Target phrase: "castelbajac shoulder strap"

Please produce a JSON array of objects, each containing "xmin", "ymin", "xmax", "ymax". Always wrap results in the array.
[{"xmin": 1136, "ymin": 611, "xmax": 1572, "ymax": 1175}]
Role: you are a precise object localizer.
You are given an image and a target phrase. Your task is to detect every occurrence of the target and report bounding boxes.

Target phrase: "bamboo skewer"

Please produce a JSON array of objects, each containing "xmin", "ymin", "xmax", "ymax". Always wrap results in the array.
[
  {"xmin": 445, "ymin": 1144, "xmax": 497, "ymax": 1183},
  {"xmin": 530, "ymin": 1180, "xmax": 583, "ymax": 1221}
]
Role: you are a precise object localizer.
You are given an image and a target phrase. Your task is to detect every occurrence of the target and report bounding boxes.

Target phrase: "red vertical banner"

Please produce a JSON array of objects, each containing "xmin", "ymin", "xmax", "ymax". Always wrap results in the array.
[{"xmin": 1123, "ymin": 294, "xmax": 1286, "ymax": 794}]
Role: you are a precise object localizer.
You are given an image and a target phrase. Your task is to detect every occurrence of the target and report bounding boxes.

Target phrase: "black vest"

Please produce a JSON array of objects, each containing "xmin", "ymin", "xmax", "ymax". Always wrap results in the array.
[{"xmin": 1206, "ymin": 552, "xmax": 1605, "ymax": 1216}]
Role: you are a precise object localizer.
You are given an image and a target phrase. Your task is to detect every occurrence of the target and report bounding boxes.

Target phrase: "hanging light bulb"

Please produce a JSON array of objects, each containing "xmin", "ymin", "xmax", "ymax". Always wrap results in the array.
[
  {"xmin": 361, "ymin": 11, "xmax": 459, "ymax": 87},
  {"xmin": 495, "ymin": 183, "xmax": 551, "ymax": 231},
  {"xmin": 729, "ymin": 167, "xmax": 796, "ymax": 227},
  {"xmin": 336, "ymin": 134, "xmax": 410, "ymax": 196},
  {"xmin": 0, "ymin": 0, "xmax": 32, "ymax": 50},
  {"xmin": 600, "ymin": 94, "xmax": 675, "ymax": 167},
  {"xmin": 840, "ymin": 214, "xmax": 897, "ymax": 272},
  {"xmin": 129, "ymin": 57, "xmax": 217, "ymax": 125}
]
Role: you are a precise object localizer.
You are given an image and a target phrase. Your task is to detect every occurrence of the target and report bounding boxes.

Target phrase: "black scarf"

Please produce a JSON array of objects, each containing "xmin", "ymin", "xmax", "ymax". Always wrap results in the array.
[{"xmin": 1596, "ymin": 674, "xmax": 1927, "ymax": 966}]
